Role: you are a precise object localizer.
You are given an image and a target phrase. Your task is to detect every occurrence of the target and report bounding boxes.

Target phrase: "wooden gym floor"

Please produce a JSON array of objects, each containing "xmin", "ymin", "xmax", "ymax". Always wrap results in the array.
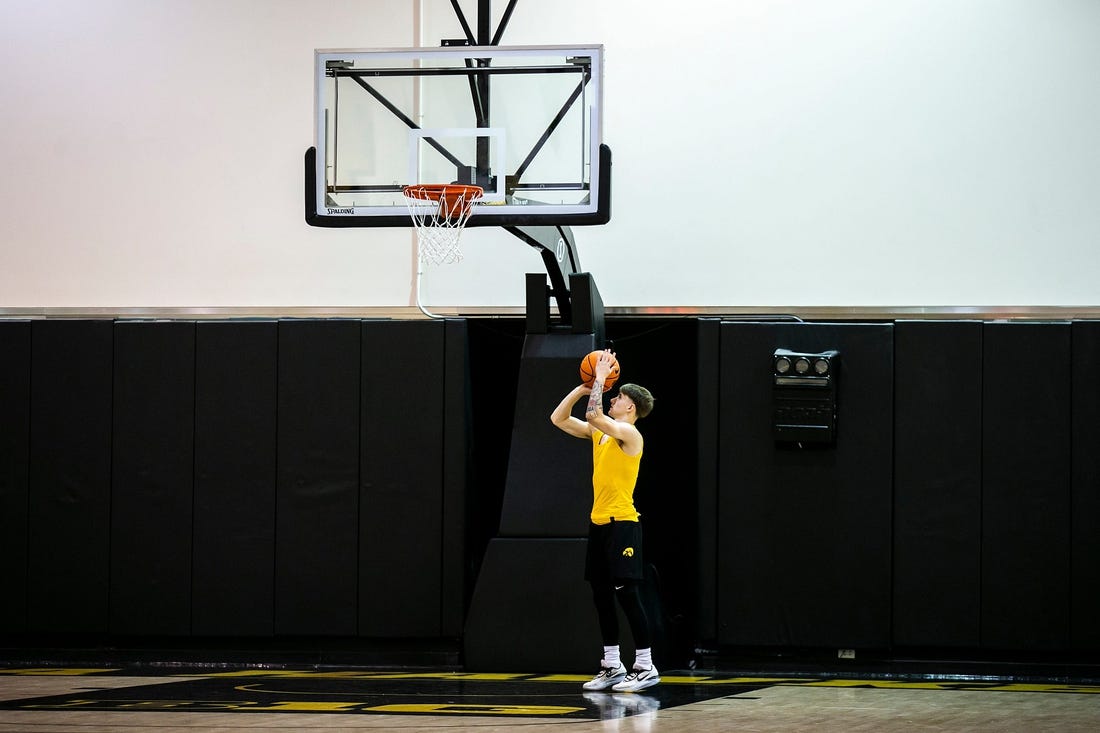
[{"xmin": 2, "ymin": 665, "xmax": 1099, "ymax": 732}]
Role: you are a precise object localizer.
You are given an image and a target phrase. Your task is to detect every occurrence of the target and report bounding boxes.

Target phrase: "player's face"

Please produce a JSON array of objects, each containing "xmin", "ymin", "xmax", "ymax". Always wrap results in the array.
[{"xmin": 609, "ymin": 392, "xmax": 634, "ymax": 419}]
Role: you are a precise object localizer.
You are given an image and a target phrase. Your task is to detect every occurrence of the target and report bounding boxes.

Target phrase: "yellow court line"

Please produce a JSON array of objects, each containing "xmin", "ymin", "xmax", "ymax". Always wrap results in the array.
[{"xmin": 200, "ymin": 670, "xmax": 528, "ymax": 681}]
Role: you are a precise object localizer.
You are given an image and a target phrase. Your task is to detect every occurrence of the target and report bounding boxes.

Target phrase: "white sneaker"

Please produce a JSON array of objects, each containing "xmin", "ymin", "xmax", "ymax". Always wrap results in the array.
[
  {"xmin": 582, "ymin": 663, "xmax": 627, "ymax": 690},
  {"xmin": 611, "ymin": 665, "xmax": 660, "ymax": 692}
]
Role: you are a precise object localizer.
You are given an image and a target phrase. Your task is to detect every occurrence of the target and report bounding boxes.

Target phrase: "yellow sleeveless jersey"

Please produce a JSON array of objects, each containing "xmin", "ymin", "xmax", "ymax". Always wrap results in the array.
[{"xmin": 590, "ymin": 428, "xmax": 642, "ymax": 524}]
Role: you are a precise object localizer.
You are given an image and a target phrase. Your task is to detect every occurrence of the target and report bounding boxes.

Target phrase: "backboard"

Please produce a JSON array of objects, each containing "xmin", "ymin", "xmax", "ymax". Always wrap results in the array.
[{"xmin": 306, "ymin": 44, "xmax": 608, "ymax": 228}]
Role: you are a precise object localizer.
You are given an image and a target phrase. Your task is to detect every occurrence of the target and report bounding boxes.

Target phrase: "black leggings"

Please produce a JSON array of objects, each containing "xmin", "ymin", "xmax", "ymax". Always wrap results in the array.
[{"xmin": 591, "ymin": 580, "xmax": 652, "ymax": 650}]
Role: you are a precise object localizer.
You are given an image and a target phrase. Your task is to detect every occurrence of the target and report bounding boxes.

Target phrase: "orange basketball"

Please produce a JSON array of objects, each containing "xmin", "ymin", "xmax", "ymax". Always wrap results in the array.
[{"xmin": 579, "ymin": 350, "xmax": 620, "ymax": 389}]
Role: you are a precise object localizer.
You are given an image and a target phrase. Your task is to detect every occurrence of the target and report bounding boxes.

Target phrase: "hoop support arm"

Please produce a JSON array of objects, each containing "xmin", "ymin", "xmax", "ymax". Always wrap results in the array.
[{"xmin": 505, "ymin": 225, "xmax": 577, "ymax": 326}]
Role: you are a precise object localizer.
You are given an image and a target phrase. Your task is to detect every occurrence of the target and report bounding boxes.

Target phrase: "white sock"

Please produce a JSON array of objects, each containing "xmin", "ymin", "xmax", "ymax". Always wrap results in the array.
[
  {"xmin": 602, "ymin": 645, "xmax": 621, "ymax": 668},
  {"xmin": 634, "ymin": 647, "xmax": 653, "ymax": 670}
]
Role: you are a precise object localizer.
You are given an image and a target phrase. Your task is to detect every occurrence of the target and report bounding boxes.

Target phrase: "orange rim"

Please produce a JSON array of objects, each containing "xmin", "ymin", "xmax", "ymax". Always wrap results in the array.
[{"xmin": 403, "ymin": 184, "xmax": 484, "ymax": 203}]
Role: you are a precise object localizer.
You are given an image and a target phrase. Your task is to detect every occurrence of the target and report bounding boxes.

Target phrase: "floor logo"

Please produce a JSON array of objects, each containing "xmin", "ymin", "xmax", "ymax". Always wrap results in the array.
[{"xmin": 0, "ymin": 672, "xmax": 750, "ymax": 720}]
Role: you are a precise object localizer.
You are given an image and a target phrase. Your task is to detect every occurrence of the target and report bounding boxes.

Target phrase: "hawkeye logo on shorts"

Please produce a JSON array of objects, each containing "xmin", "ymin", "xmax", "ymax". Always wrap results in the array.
[{"xmin": 622, "ymin": 547, "xmax": 634, "ymax": 557}]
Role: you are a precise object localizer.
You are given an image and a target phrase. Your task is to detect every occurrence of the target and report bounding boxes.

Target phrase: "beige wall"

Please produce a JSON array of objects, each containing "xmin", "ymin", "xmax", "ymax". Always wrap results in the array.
[{"xmin": 2, "ymin": 0, "xmax": 1099, "ymax": 311}]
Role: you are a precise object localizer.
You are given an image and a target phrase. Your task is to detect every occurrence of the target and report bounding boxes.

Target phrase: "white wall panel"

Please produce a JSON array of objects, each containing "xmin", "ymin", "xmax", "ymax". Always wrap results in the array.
[{"xmin": 2, "ymin": 0, "xmax": 1098, "ymax": 310}]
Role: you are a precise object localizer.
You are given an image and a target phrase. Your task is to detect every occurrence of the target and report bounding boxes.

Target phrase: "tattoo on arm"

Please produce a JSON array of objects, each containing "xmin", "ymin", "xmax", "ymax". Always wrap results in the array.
[{"xmin": 586, "ymin": 380, "xmax": 604, "ymax": 417}]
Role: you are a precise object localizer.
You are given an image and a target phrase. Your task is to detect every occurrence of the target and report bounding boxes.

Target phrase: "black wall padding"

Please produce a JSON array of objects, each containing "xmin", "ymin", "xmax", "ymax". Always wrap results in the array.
[
  {"xmin": 464, "ymin": 538, "xmax": 600, "ymax": 671},
  {"xmin": 359, "ymin": 319, "xmax": 466, "ymax": 636},
  {"xmin": 275, "ymin": 320, "xmax": 361, "ymax": 636},
  {"xmin": 110, "ymin": 321, "xmax": 196, "ymax": 635},
  {"xmin": 695, "ymin": 319, "xmax": 721, "ymax": 643},
  {"xmin": 1071, "ymin": 321, "xmax": 1100, "ymax": 650},
  {"xmin": 28, "ymin": 320, "xmax": 113, "ymax": 633},
  {"xmin": 498, "ymin": 333, "xmax": 598, "ymax": 537},
  {"xmin": 893, "ymin": 321, "xmax": 982, "ymax": 647},
  {"xmin": 440, "ymin": 319, "xmax": 470, "ymax": 636},
  {"xmin": 192, "ymin": 321, "xmax": 278, "ymax": 636},
  {"xmin": 0, "ymin": 322, "xmax": 30, "ymax": 633},
  {"xmin": 982, "ymin": 322, "xmax": 1072, "ymax": 651},
  {"xmin": 716, "ymin": 322, "xmax": 894, "ymax": 648}
]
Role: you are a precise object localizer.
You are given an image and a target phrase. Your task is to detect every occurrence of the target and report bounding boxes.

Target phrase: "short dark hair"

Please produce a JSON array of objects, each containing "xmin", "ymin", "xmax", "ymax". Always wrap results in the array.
[{"xmin": 618, "ymin": 383, "xmax": 654, "ymax": 419}]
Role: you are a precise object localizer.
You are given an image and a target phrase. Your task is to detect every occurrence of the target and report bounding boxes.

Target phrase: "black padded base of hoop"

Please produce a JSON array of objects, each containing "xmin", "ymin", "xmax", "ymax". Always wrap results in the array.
[{"xmin": 525, "ymin": 270, "xmax": 604, "ymax": 342}]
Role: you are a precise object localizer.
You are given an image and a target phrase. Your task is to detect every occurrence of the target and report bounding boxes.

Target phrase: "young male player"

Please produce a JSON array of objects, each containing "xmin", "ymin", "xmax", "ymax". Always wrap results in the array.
[{"xmin": 550, "ymin": 350, "xmax": 659, "ymax": 692}]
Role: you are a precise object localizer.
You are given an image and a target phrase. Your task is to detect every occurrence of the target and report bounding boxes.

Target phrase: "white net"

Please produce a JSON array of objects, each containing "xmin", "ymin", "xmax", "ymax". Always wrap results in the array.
[{"xmin": 404, "ymin": 185, "xmax": 483, "ymax": 266}]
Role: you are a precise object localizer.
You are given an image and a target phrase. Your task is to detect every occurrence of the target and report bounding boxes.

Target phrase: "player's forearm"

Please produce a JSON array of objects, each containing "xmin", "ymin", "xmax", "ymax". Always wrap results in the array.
[
  {"xmin": 551, "ymin": 386, "xmax": 588, "ymax": 426},
  {"xmin": 585, "ymin": 379, "xmax": 604, "ymax": 420}
]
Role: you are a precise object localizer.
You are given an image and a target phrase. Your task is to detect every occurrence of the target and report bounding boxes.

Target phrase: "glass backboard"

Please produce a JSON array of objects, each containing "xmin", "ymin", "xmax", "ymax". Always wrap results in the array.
[{"xmin": 306, "ymin": 44, "xmax": 608, "ymax": 228}]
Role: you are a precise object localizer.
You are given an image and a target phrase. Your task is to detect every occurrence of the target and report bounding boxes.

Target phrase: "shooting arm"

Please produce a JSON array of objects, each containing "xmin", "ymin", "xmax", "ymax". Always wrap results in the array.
[{"xmin": 551, "ymin": 385, "xmax": 593, "ymax": 439}]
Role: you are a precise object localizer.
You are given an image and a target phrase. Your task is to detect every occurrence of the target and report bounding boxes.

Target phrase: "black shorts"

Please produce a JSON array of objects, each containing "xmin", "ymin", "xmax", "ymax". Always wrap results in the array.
[{"xmin": 585, "ymin": 519, "xmax": 644, "ymax": 584}]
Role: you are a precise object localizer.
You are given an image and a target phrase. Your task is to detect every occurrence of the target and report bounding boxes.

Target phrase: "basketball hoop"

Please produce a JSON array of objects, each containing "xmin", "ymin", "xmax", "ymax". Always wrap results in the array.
[{"xmin": 403, "ymin": 184, "xmax": 483, "ymax": 266}]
